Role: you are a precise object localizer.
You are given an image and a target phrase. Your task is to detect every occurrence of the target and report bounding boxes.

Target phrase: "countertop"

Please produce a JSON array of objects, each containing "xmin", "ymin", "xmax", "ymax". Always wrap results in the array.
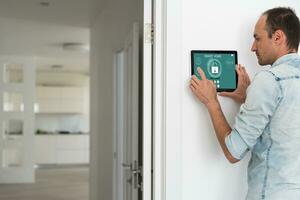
[{"xmin": 36, "ymin": 131, "xmax": 89, "ymax": 135}]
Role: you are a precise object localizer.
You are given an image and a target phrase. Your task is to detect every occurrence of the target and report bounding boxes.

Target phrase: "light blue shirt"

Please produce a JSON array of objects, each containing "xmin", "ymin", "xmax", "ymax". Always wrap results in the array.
[{"xmin": 225, "ymin": 53, "xmax": 300, "ymax": 200}]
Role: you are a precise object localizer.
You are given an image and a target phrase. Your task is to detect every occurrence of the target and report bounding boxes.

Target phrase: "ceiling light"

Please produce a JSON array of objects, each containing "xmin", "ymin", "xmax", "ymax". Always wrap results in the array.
[
  {"xmin": 39, "ymin": 2, "xmax": 50, "ymax": 7},
  {"xmin": 51, "ymin": 65, "xmax": 63, "ymax": 69},
  {"xmin": 62, "ymin": 43, "xmax": 90, "ymax": 52}
]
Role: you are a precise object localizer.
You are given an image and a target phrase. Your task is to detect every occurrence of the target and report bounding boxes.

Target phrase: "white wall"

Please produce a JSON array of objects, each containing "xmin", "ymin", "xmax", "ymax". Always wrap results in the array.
[
  {"xmin": 90, "ymin": 1, "xmax": 142, "ymax": 200},
  {"xmin": 166, "ymin": 1, "xmax": 300, "ymax": 200}
]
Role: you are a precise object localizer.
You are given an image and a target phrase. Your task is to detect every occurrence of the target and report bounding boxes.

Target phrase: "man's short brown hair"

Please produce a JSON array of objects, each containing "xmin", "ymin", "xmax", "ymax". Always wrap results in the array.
[{"xmin": 263, "ymin": 7, "xmax": 300, "ymax": 51}]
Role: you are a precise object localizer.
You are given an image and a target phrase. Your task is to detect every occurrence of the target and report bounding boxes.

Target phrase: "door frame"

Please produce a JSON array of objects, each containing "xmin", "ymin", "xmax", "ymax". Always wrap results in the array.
[
  {"xmin": 152, "ymin": 0, "xmax": 183, "ymax": 200},
  {"xmin": 143, "ymin": 0, "xmax": 153, "ymax": 200},
  {"xmin": 152, "ymin": 0, "xmax": 165, "ymax": 199}
]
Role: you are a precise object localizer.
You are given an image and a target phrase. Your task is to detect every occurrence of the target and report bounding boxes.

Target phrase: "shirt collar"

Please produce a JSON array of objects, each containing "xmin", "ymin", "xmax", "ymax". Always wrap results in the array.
[{"xmin": 271, "ymin": 53, "xmax": 300, "ymax": 68}]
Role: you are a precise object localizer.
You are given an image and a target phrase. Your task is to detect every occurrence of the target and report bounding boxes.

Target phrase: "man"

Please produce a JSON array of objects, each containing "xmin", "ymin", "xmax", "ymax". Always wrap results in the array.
[{"xmin": 190, "ymin": 7, "xmax": 300, "ymax": 200}]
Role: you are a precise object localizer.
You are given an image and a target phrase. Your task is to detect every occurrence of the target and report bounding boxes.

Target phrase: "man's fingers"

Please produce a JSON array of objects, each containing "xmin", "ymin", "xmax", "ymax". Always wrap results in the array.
[
  {"xmin": 190, "ymin": 79, "xmax": 199, "ymax": 87},
  {"xmin": 209, "ymin": 80, "xmax": 217, "ymax": 90},
  {"xmin": 236, "ymin": 64, "xmax": 242, "ymax": 73},
  {"xmin": 191, "ymin": 75, "xmax": 200, "ymax": 84},
  {"xmin": 197, "ymin": 67, "xmax": 207, "ymax": 80},
  {"xmin": 240, "ymin": 66, "xmax": 247, "ymax": 82},
  {"xmin": 237, "ymin": 71, "xmax": 244, "ymax": 85},
  {"xmin": 239, "ymin": 66, "xmax": 250, "ymax": 85},
  {"xmin": 189, "ymin": 84, "xmax": 196, "ymax": 92},
  {"xmin": 237, "ymin": 64, "xmax": 250, "ymax": 85},
  {"xmin": 236, "ymin": 64, "xmax": 243, "ymax": 78},
  {"xmin": 241, "ymin": 67, "xmax": 251, "ymax": 84},
  {"xmin": 189, "ymin": 84, "xmax": 208, "ymax": 103}
]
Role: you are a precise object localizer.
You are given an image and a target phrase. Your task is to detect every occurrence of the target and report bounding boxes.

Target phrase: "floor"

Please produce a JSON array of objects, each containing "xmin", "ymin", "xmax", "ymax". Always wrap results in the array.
[{"xmin": 0, "ymin": 167, "xmax": 89, "ymax": 200}]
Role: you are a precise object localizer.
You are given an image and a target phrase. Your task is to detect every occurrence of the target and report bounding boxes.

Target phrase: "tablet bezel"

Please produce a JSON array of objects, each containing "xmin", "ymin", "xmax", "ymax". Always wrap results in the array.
[{"xmin": 191, "ymin": 50, "xmax": 238, "ymax": 92}]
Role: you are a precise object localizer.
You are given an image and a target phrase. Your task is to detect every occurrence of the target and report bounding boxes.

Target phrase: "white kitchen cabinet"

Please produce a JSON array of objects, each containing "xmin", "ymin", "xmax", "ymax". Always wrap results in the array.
[
  {"xmin": 56, "ymin": 135, "xmax": 88, "ymax": 164},
  {"xmin": 36, "ymin": 86, "xmax": 84, "ymax": 113},
  {"xmin": 37, "ymin": 99, "xmax": 61, "ymax": 113},
  {"xmin": 34, "ymin": 135, "xmax": 89, "ymax": 164},
  {"xmin": 36, "ymin": 87, "xmax": 60, "ymax": 99},
  {"xmin": 34, "ymin": 136, "xmax": 57, "ymax": 164},
  {"xmin": 60, "ymin": 87, "xmax": 83, "ymax": 99}
]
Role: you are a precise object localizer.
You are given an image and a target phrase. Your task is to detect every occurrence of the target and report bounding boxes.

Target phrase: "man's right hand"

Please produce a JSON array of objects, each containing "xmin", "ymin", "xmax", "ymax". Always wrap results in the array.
[{"xmin": 218, "ymin": 64, "xmax": 250, "ymax": 104}]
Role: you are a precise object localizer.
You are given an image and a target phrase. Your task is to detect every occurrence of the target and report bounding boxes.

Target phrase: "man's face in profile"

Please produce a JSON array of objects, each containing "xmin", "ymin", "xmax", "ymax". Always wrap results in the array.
[{"xmin": 251, "ymin": 15, "xmax": 277, "ymax": 66}]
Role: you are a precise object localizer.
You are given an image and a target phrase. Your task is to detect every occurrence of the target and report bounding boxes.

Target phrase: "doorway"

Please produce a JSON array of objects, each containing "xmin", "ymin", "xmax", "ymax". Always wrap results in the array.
[{"xmin": 0, "ymin": 1, "xmax": 91, "ymax": 199}]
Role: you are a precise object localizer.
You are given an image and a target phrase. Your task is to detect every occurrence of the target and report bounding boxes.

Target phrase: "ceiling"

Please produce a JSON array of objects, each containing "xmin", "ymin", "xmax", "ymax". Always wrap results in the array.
[{"xmin": 0, "ymin": 0, "xmax": 106, "ymax": 73}]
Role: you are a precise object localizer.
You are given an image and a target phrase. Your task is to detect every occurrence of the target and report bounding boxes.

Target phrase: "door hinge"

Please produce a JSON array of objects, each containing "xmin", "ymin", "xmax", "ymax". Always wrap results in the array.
[{"xmin": 144, "ymin": 23, "xmax": 154, "ymax": 44}]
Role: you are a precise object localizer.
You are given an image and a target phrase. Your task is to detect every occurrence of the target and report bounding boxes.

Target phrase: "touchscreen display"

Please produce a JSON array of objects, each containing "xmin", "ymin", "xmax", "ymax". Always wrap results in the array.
[{"xmin": 191, "ymin": 50, "xmax": 237, "ymax": 92}]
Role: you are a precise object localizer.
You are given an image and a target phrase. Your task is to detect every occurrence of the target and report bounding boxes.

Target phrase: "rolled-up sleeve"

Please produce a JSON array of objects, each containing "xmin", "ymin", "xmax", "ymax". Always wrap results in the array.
[
  {"xmin": 225, "ymin": 70, "xmax": 282, "ymax": 160},
  {"xmin": 225, "ymin": 129, "xmax": 249, "ymax": 160}
]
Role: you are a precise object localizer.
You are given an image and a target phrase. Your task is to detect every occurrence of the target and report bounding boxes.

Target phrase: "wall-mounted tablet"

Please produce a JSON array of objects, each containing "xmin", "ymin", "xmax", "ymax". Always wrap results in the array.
[{"xmin": 191, "ymin": 50, "xmax": 238, "ymax": 92}]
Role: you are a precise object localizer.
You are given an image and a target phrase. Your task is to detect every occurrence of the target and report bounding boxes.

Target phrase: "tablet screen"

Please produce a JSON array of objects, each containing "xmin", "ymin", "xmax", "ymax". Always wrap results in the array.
[{"xmin": 191, "ymin": 50, "xmax": 238, "ymax": 92}]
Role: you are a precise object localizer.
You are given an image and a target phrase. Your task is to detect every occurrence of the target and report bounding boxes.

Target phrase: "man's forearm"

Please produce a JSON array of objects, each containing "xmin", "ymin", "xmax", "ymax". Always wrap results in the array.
[{"xmin": 206, "ymin": 100, "xmax": 240, "ymax": 163}]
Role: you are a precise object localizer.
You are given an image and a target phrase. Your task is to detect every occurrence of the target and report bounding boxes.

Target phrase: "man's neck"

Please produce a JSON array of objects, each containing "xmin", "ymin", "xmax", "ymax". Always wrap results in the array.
[{"xmin": 273, "ymin": 49, "xmax": 297, "ymax": 63}]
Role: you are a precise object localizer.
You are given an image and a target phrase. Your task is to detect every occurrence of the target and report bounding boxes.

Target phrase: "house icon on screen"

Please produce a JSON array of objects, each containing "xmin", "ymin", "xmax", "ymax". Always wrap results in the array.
[{"xmin": 211, "ymin": 66, "xmax": 219, "ymax": 74}]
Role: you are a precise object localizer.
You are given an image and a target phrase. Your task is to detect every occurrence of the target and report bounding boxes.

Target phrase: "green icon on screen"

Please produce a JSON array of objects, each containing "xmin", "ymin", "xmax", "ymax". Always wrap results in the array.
[{"xmin": 207, "ymin": 59, "xmax": 222, "ymax": 78}]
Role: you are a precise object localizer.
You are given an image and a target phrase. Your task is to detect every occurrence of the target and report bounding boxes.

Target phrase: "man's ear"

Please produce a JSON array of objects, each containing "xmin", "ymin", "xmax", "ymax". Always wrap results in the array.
[{"xmin": 273, "ymin": 29, "xmax": 285, "ymax": 45}]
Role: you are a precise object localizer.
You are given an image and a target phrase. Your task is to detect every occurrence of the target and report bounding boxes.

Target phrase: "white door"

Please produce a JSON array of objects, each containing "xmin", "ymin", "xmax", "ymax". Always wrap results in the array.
[
  {"xmin": 114, "ymin": 1, "xmax": 153, "ymax": 199},
  {"xmin": 113, "ymin": 23, "xmax": 141, "ymax": 200},
  {"xmin": 124, "ymin": 22, "xmax": 140, "ymax": 200},
  {"xmin": 0, "ymin": 58, "xmax": 35, "ymax": 183}
]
